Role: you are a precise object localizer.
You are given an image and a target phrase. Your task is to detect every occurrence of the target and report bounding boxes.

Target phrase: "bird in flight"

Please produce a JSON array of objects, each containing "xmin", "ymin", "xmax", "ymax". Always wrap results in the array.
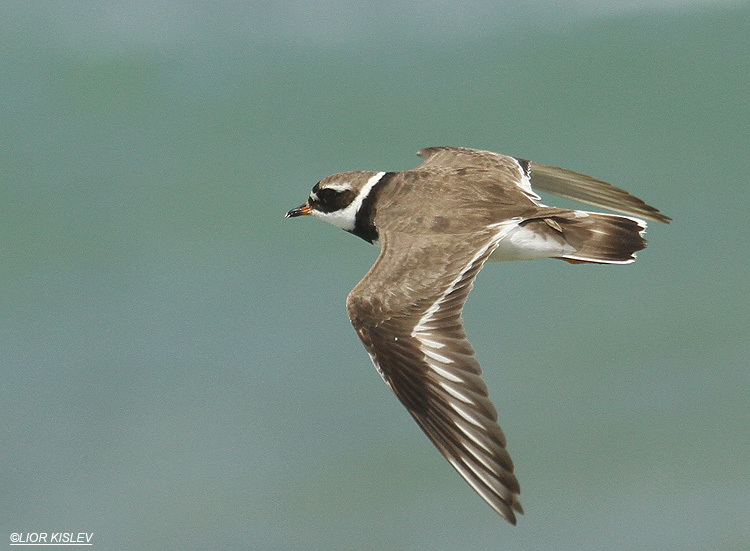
[{"xmin": 286, "ymin": 146, "xmax": 670, "ymax": 524}]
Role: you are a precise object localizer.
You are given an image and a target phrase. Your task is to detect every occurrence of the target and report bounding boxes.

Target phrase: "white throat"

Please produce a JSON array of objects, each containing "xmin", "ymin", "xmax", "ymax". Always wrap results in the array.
[{"xmin": 311, "ymin": 171, "xmax": 385, "ymax": 231}]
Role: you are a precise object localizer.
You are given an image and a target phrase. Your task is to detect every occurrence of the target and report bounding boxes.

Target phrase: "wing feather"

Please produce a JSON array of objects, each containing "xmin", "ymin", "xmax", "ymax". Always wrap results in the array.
[
  {"xmin": 416, "ymin": 146, "xmax": 670, "ymax": 223},
  {"xmin": 530, "ymin": 162, "xmax": 671, "ymax": 223},
  {"xmin": 347, "ymin": 225, "xmax": 523, "ymax": 523}
]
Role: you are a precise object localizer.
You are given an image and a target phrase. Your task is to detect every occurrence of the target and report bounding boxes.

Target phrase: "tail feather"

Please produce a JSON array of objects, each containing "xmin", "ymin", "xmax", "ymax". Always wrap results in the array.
[{"xmin": 522, "ymin": 211, "xmax": 647, "ymax": 265}]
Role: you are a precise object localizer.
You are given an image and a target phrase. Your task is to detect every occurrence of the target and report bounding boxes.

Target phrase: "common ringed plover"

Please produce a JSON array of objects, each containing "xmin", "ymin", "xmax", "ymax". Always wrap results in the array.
[{"xmin": 286, "ymin": 146, "xmax": 670, "ymax": 524}]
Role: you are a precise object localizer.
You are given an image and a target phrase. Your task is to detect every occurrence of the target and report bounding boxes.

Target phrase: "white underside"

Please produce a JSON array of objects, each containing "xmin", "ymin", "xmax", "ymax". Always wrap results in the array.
[{"xmin": 489, "ymin": 222, "xmax": 574, "ymax": 261}]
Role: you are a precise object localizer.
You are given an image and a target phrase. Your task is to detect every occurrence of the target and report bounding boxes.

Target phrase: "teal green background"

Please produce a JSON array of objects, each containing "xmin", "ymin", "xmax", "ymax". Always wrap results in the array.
[{"xmin": 2, "ymin": 2, "xmax": 749, "ymax": 549}]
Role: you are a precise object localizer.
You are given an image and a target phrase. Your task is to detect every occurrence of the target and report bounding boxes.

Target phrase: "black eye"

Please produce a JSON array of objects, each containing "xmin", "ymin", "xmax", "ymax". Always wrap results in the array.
[{"xmin": 317, "ymin": 188, "xmax": 338, "ymax": 202}]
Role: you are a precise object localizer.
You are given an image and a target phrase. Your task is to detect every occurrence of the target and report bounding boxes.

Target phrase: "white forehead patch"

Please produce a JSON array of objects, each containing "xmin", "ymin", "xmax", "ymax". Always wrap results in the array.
[
  {"xmin": 309, "ymin": 182, "xmax": 353, "ymax": 203},
  {"xmin": 322, "ymin": 182, "xmax": 353, "ymax": 192},
  {"xmin": 311, "ymin": 171, "xmax": 385, "ymax": 231}
]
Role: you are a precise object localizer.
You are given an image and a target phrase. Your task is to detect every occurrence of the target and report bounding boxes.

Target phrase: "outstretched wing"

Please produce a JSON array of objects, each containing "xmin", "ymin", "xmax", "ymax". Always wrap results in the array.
[
  {"xmin": 416, "ymin": 146, "xmax": 671, "ymax": 223},
  {"xmin": 346, "ymin": 225, "xmax": 523, "ymax": 523}
]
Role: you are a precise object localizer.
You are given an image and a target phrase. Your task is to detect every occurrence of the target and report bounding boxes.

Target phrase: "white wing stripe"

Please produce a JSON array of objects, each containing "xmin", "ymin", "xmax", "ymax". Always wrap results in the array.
[
  {"xmin": 450, "ymin": 415, "xmax": 497, "ymax": 454},
  {"xmin": 428, "ymin": 362, "xmax": 464, "ymax": 383},
  {"xmin": 438, "ymin": 380, "xmax": 475, "ymax": 404},
  {"xmin": 513, "ymin": 158, "xmax": 542, "ymax": 201},
  {"xmin": 460, "ymin": 433, "xmax": 504, "ymax": 472},
  {"xmin": 411, "ymin": 221, "xmax": 517, "ymax": 357},
  {"xmin": 449, "ymin": 400, "xmax": 489, "ymax": 429},
  {"xmin": 418, "ymin": 336, "xmax": 446, "ymax": 349},
  {"xmin": 422, "ymin": 347, "xmax": 454, "ymax": 365}
]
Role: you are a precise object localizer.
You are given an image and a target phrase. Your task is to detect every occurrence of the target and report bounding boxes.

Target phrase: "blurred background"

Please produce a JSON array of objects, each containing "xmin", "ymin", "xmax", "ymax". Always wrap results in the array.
[{"xmin": 2, "ymin": 1, "xmax": 749, "ymax": 549}]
